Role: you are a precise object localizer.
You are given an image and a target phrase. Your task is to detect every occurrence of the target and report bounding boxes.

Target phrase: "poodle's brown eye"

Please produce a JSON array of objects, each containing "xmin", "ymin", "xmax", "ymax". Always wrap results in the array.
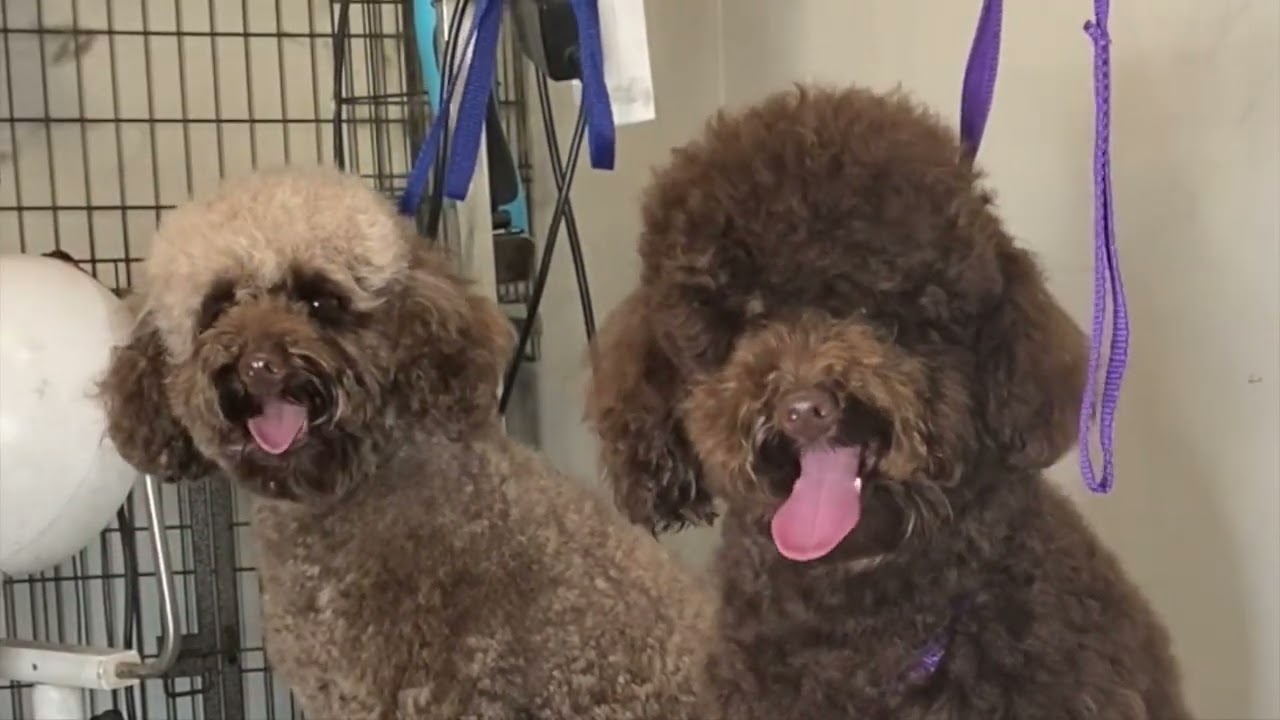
[
  {"xmin": 305, "ymin": 294, "xmax": 343, "ymax": 318},
  {"xmin": 196, "ymin": 279, "xmax": 236, "ymax": 334},
  {"xmin": 851, "ymin": 306, "xmax": 900, "ymax": 341},
  {"xmin": 668, "ymin": 286, "xmax": 739, "ymax": 368},
  {"xmin": 289, "ymin": 268, "xmax": 350, "ymax": 325}
]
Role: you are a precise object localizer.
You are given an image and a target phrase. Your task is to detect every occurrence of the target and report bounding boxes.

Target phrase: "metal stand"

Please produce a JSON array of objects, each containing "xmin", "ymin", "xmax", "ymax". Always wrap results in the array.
[
  {"xmin": 168, "ymin": 475, "xmax": 245, "ymax": 719},
  {"xmin": 0, "ymin": 476, "xmax": 181, "ymax": 720}
]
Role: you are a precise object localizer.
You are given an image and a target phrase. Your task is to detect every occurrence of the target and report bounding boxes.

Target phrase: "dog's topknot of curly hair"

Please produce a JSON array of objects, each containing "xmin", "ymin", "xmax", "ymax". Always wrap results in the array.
[
  {"xmin": 638, "ymin": 85, "xmax": 995, "ymax": 299},
  {"xmin": 141, "ymin": 166, "xmax": 412, "ymax": 362}
]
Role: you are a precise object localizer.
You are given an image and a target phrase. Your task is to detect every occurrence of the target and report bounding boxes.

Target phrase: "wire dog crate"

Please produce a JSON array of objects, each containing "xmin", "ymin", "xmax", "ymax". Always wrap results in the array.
[{"xmin": 0, "ymin": 1, "xmax": 532, "ymax": 718}]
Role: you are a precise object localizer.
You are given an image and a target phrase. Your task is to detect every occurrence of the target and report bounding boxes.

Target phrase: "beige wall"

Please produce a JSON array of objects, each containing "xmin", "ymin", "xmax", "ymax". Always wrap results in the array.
[
  {"xmin": 525, "ymin": 0, "xmax": 727, "ymax": 570},
  {"xmin": 534, "ymin": 1, "xmax": 1279, "ymax": 718}
]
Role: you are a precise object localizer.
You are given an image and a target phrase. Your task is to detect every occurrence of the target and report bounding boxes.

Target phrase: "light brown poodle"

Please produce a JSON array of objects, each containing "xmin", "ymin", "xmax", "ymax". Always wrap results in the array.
[{"xmin": 98, "ymin": 166, "xmax": 713, "ymax": 720}]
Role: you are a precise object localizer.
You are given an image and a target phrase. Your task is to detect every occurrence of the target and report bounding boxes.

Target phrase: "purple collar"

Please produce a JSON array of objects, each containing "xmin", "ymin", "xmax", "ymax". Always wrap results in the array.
[{"xmin": 905, "ymin": 598, "xmax": 969, "ymax": 685}]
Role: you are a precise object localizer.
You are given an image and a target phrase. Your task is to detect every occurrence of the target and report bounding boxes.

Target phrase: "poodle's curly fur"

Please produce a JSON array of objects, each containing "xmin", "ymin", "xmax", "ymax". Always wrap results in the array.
[
  {"xmin": 98, "ymin": 166, "xmax": 713, "ymax": 719},
  {"xmin": 586, "ymin": 85, "xmax": 1191, "ymax": 718}
]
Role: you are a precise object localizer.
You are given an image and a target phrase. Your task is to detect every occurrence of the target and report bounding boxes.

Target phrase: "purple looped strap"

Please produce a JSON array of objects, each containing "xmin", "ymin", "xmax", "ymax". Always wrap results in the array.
[
  {"xmin": 959, "ymin": 0, "xmax": 1003, "ymax": 155},
  {"xmin": 959, "ymin": 0, "xmax": 1128, "ymax": 493},
  {"xmin": 1079, "ymin": 0, "xmax": 1127, "ymax": 493}
]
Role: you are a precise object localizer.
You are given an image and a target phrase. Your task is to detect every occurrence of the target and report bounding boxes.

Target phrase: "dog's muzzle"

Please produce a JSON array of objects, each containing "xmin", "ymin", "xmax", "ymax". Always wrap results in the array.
[
  {"xmin": 756, "ymin": 389, "xmax": 891, "ymax": 562},
  {"xmin": 214, "ymin": 344, "xmax": 334, "ymax": 455}
]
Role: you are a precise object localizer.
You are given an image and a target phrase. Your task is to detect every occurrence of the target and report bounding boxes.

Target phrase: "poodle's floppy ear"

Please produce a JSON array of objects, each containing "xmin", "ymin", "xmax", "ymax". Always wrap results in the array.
[
  {"xmin": 978, "ymin": 245, "xmax": 1089, "ymax": 470},
  {"xmin": 585, "ymin": 290, "xmax": 715, "ymax": 534},
  {"xmin": 98, "ymin": 304, "xmax": 216, "ymax": 481},
  {"xmin": 391, "ymin": 248, "xmax": 515, "ymax": 432}
]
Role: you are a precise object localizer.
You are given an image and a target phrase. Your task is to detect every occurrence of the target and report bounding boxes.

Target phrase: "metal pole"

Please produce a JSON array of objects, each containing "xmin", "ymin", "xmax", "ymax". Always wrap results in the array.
[
  {"xmin": 437, "ymin": 0, "xmax": 498, "ymax": 300},
  {"xmin": 115, "ymin": 475, "xmax": 181, "ymax": 680}
]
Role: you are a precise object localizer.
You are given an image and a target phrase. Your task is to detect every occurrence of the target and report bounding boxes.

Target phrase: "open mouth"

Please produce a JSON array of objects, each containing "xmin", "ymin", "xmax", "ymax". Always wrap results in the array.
[
  {"xmin": 246, "ymin": 397, "xmax": 310, "ymax": 455},
  {"xmin": 756, "ymin": 403, "xmax": 889, "ymax": 562},
  {"xmin": 244, "ymin": 380, "xmax": 331, "ymax": 456},
  {"xmin": 769, "ymin": 443, "xmax": 883, "ymax": 562},
  {"xmin": 215, "ymin": 364, "xmax": 328, "ymax": 457}
]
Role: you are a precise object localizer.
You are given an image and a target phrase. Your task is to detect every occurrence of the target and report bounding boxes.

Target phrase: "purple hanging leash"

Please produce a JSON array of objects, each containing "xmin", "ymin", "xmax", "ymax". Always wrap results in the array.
[
  {"xmin": 1078, "ymin": 0, "xmax": 1127, "ymax": 494},
  {"xmin": 958, "ymin": 0, "xmax": 1003, "ymax": 156},
  {"xmin": 958, "ymin": 0, "xmax": 1127, "ymax": 494},
  {"xmin": 909, "ymin": 0, "xmax": 1128, "ymax": 683}
]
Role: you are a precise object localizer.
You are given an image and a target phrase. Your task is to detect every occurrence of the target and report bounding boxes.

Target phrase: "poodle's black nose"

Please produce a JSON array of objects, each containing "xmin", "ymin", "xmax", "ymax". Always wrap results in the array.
[
  {"xmin": 239, "ymin": 349, "xmax": 286, "ymax": 396},
  {"xmin": 776, "ymin": 389, "xmax": 839, "ymax": 444}
]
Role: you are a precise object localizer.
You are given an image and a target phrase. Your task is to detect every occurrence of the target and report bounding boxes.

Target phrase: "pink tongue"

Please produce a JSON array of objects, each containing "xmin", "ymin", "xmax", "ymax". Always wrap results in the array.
[
  {"xmin": 770, "ymin": 446, "xmax": 863, "ymax": 562},
  {"xmin": 246, "ymin": 399, "xmax": 308, "ymax": 455}
]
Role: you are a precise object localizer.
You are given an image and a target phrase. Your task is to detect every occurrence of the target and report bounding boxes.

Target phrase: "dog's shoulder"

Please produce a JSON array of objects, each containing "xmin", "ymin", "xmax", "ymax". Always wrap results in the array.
[{"xmin": 953, "ymin": 476, "xmax": 1185, "ymax": 709}]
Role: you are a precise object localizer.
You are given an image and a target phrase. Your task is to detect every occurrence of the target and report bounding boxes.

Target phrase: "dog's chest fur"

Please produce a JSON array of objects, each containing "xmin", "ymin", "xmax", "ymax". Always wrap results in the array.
[
  {"xmin": 708, "ymin": 477, "xmax": 1189, "ymax": 719},
  {"xmin": 247, "ymin": 453, "xmax": 460, "ymax": 719},
  {"xmin": 243, "ymin": 436, "xmax": 538, "ymax": 718},
  {"xmin": 243, "ymin": 436, "xmax": 716, "ymax": 720},
  {"xmin": 709, "ymin": 516, "xmax": 961, "ymax": 718}
]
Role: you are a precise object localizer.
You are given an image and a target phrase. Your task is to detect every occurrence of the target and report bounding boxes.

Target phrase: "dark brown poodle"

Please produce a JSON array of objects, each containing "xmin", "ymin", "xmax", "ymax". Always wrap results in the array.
[
  {"xmin": 586, "ymin": 85, "xmax": 1191, "ymax": 719},
  {"xmin": 98, "ymin": 166, "xmax": 713, "ymax": 719}
]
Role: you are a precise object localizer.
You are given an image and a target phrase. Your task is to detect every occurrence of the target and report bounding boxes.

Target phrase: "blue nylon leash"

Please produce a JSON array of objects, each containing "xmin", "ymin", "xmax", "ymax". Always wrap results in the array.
[
  {"xmin": 397, "ymin": 1, "xmax": 480, "ymax": 215},
  {"xmin": 569, "ymin": 0, "xmax": 616, "ymax": 170},
  {"xmin": 398, "ymin": 0, "xmax": 616, "ymax": 216},
  {"xmin": 441, "ymin": 0, "xmax": 504, "ymax": 201}
]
